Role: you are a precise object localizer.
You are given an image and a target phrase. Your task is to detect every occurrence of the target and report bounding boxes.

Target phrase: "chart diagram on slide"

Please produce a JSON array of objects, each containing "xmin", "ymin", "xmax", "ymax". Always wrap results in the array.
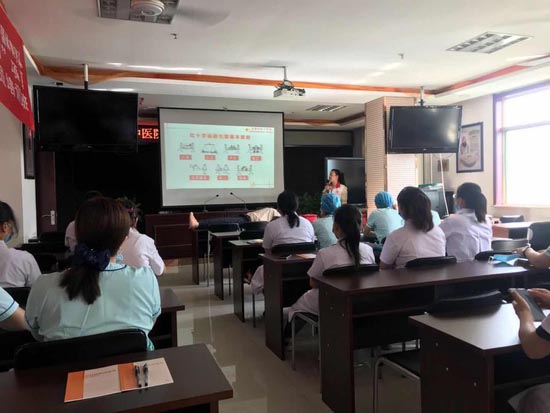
[{"xmin": 164, "ymin": 123, "xmax": 275, "ymax": 189}]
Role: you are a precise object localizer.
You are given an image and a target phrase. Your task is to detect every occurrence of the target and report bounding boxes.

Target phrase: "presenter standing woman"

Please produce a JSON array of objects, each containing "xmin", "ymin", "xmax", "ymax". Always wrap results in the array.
[{"xmin": 323, "ymin": 169, "xmax": 348, "ymax": 204}]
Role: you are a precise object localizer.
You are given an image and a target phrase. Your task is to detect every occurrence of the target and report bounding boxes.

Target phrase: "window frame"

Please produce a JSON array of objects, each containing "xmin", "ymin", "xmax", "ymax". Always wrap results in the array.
[{"xmin": 493, "ymin": 81, "xmax": 550, "ymax": 206}]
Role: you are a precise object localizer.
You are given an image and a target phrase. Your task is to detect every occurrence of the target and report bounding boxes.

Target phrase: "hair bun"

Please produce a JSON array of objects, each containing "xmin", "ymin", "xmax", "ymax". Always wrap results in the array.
[{"xmin": 72, "ymin": 243, "xmax": 110, "ymax": 271}]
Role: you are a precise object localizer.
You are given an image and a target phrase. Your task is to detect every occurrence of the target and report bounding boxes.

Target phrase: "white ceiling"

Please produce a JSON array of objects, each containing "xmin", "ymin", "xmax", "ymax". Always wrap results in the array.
[{"xmin": 7, "ymin": 0, "xmax": 550, "ymax": 124}]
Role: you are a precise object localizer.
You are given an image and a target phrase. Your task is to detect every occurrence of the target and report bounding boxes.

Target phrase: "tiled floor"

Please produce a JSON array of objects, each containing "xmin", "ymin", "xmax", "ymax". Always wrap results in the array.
[{"xmin": 159, "ymin": 263, "xmax": 420, "ymax": 413}]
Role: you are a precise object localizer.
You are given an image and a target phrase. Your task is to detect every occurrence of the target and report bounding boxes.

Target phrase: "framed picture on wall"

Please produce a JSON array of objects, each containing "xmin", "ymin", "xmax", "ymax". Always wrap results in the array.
[
  {"xmin": 457, "ymin": 122, "xmax": 483, "ymax": 173},
  {"xmin": 22, "ymin": 123, "xmax": 35, "ymax": 179}
]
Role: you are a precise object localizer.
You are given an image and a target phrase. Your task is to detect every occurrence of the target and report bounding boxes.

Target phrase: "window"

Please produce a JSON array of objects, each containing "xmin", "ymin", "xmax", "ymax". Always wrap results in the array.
[{"xmin": 495, "ymin": 84, "xmax": 550, "ymax": 205}]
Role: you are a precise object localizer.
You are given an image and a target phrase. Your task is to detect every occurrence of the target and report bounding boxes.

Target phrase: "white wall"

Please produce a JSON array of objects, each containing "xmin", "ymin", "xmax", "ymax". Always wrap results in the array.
[
  {"xmin": 0, "ymin": 104, "xmax": 37, "ymax": 244},
  {"xmin": 427, "ymin": 94, "xmax": 550, "ymax": 221}
]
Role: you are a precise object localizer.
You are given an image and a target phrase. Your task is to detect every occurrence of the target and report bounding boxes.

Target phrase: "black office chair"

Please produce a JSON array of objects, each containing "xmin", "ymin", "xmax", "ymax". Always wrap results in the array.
[
  {"xmin": 0, "ymin": 330, "xmax": 35, "ymax": 372},
  {"xmin": 405, "ymin": 256, "xmax": 457, "ymax": 268},
  {"xmin": 239, "ymin": 221, "xmax": 268, "ymax": 241},
  {"xmin": 528, "ymin": 222, "xmax": 550, "ymax": 251},
  {"xmin": 14, "ymin": 329, "xmax": 148, "ymax": 370},
  {"xmin": 272, "ymin": 242, "xmax": 316, "ymax": 256},
  {"xmin": 251, "ymin": 242, "xmax": 316, "ymax": 327},
  {"xmin": 491, "ymin": 239, "xmax": 528, "ymax": 251},
  {"xmin": 499, "ymin": 215, "xmax": 524, "ymax": 223},
  {"xmin": 373, "ymin": 290, "xmax": 503, "ymax": 413},
  {"xmin": 291, "ymin": 264, "xmax": 379, "ymax": 371},
  {"xmin": 4, "ymin": 287, "xmax": 30, "ymax": 308},
  {"xmin": 31, "ymin": 253, "xmax": 58, "ymax": 273},
  {"xmin": 206, "ymin": 223, "xmax": 241, "ymax": 292}
]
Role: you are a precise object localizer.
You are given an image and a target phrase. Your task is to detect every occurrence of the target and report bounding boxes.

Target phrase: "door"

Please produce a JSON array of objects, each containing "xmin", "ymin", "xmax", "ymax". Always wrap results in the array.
[{"xmin": 35, "ymin": 151, "xmax": 57, "ymax": 233}]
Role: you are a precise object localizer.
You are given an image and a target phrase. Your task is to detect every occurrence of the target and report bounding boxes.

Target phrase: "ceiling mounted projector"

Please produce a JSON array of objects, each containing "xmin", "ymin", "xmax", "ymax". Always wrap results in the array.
[
  {"xmin": 273, "ymin": 66, "xmax": 305, "ymax": 98},
  {"xmin": 131, "ymin": 0, "xmax": 165, "ymax": 17}
]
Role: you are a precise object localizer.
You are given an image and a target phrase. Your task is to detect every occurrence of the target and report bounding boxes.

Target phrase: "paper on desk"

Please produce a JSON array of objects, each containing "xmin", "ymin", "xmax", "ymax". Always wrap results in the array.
[
  {"xmin": 295, "ymin": 253, "xmax": 316, "ymax": 259},
  {"xmin": 64, "ymin": 357, "xmax": 173, "ymax": 403},
  {"xmin": 246, "ymin": 239, "xmax": 263, "ymax": 244}
]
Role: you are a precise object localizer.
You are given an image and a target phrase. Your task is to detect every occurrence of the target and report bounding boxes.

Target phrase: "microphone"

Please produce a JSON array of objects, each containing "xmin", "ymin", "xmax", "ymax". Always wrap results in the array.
[
  {"xmin": 229, "ymin": 192, "xmax": 247, "ymax": 210},
  {"xmin": 203, "ymin": 194, "xmax": 219, "ymax": 212}
]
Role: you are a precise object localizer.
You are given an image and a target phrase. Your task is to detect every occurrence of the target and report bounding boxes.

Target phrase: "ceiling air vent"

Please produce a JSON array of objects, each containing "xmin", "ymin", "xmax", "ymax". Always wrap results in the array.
[
  {"xmin": 447, "ymin": 32, "xmax": 531, "ymax": 54},
  {"xmin": 306, "ymin": 105, "xmax": 346, "ymax": 112},
  {"xmin": 98, "ymin": 0, "xmax": 180, "ymax": 24}
]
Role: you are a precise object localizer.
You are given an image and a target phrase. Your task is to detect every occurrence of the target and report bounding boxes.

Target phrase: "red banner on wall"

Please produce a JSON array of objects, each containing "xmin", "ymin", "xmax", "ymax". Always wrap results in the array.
[{"xmin": 0, "ymin": 6, "xmax": 33, "ymax": 130}]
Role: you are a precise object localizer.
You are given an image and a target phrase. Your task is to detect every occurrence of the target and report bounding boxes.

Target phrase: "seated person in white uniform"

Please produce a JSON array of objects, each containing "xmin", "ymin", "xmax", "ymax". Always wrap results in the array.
[
  {"xmin": 364, "ymin": 191, "xmax": 404, "ymax": 243},
  {"xmin": 26, "ymin": 197, "xmax": 161, "ymax": 350},
  {"xmin": 117, "ymin": 197, "xmax": 165, "ymax": 276},
  {"xmin": 380, "ymin": 187, "xmax": 446, "ymax": 269},
  {"xmin": 322, "ymin": 168, "xmax": 348, "ymax": 204},
  {"xmin": 0, "ymin": 201, "xmax": 41, "ymax": 288},
  {"xmin": 0, "ymin": 286, "xmax": 26, "ymax": 330},
  {"xmin": 312, "ymin": 193, "xmax": 340, "ymax": 249},
  {"xmin": 510, "ymin": 288, "xmax": 550, "ymax": 412},
  {"xmin": 289, "ymin": 204, "xmax": 375, "ymax": 320},
  {"xmin": 65, "ymin": 190, "xmax": 103, "ymax": 253},
  {"xmin": 439, "ymin": 182, "xmax": 492, "ymax": 262},
  {"xmin": 189, "ymin": 207, "xmax": 281, "ymax": 230},
  {"xmin": 250, "ymin": 191, "xmax": 315, "ymax": 294}
]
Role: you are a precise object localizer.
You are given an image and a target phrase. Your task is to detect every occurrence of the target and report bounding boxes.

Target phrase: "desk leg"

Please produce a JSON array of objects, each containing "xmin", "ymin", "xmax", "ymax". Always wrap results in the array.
[
  {"xmin": 171, "ymin": 311, "xmax": 178, "ymax": 347},
  {"xmin": 319, "ymin": 286, "xmax": 354, "ymax": 413},
  {"xmin": 264, "ymin": 260, "xmax": 285, "ymax": 360},
  {"xmin": 232, "ymin": 248, "xmax": 245, "ymax": 322},
  {"xmin": 213, "ymin": 238, "xmax": 224, "ymax": 300},
  {"xmin": 192, "ymin": 231, "xmax": 200, "ymax": 285},
  {"xmin": 420, "ymin": 330, "xmax": 493, "ymax": 413}
]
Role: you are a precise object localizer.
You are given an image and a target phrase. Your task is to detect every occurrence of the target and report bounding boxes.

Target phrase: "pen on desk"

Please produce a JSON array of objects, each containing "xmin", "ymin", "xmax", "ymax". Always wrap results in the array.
[
  {"xmin": 134, "ymin": 364, "xmax": 142, "ymax": 387},
  {"xmin": 143, "ymin": 363, "xmax": 149, "ymax": 387}
]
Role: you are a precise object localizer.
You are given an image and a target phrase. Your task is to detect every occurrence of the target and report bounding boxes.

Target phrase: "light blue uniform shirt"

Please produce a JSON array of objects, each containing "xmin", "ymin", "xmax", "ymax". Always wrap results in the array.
[
  {"xmin": 431, "ymin": 210, "xmax": 442, "ymax": 226},
  {"xmin": 312, "ymin": 216, "xmax": 338, "ymax": 249},
  {"xmin": 25, "ymin": 263, "xmax": 161, "ymax": 350},
  {"xmin": 0, "ymin": 286, "xmax": 18, "ymax": 323},
  {"xmin": 367, "ymin": 208, "xmax": 404, "ymax": 242}
]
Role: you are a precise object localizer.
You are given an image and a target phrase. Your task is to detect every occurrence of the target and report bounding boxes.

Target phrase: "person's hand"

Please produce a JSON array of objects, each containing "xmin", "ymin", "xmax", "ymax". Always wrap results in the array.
[
  {"xmin": 511, "ymin": 289, "xmax": 534, "ymax": 323},
  {"xmin": 517, "ymin": 246, "xmax": 529, "ymax": 257},
  {"xmin": 528, "ymin": 288, "xmax": 550, "ymax": 309},
  {"xmin": 324, "ymin": 183, "xmax": 332, "ymax": 192}
]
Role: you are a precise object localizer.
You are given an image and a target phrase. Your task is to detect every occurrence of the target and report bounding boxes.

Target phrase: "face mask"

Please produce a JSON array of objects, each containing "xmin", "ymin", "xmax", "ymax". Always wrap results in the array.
[
  {"xmin": 454, "ymin": 202, "xmax": 461, "ymax": 212},
  {"xmin": 490, "ymin": 254, "xmax": 519, "ymax": 265},
  {"xmin": 115, "ymin": 252, "xmax": 124, "ymax": 264},
  {"xmin": 4, "ymin": 232, "xmax": 13, "ymax": 244}
]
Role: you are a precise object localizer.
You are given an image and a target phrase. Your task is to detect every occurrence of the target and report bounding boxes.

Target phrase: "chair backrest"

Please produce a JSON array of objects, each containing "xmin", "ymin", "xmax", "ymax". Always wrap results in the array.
[
  {"xmin": 208, "ymin": 223, "xmax": 241, "ymax": 233},
  {"xmin": 428, "ymin": 290, "xmax": 503, "ymax": 314},
  {"xmin": 405, "ymin": 256, "xmax": 457, "ymax": 268},
  {"xmin": 239, "ymin": 230, "xmax": 265, "ymax": 240},
  {"xmin": 323, "ymin": 264, "xmax": 379, "ymax": 276},
  {"xmin": 491, "ymin": 238, "xmax": 528, "ymax": 251},
  {"xmin": 499, "ymin": 215, "xmax": 524, "ymax": 223},
  {"xmin": 31, "ymin": 253, "xmax": 58, "ymax": 273},
  {"xmin": 528, "ymin": 222, "xmax": 550, "ymax": 251},
  {"xmin": 272, "ymin": 242, "xmax": 316, "ymax": 256},
  {"xmin": 4, "ymin": 287, "xmax": 31, "ymax": 308},
  {"xmin": 240, "ymin": 221, "xmax": 269, "ymax": 232},
  {"xmin": 14, "ymin": 329, "xmax": 148, "ymax": 370}
]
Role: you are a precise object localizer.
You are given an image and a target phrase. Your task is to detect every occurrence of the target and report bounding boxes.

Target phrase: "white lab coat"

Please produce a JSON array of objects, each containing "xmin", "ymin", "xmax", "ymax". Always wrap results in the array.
[
  {"xmin": 250, "ymin": 216, "xmax": 315, "ymax": 294},
  {"xmin": 288, "ymin": 242, "xmax": 375, "ymax": 320},
  {"xmin": 439, "ymin": 209, "xmax": 492, "ymax": 262},
  {"xmin": 119, "ymin": 228, "xmax": 165, "ymax": 276},
  {"xmin": 0, "ymin": 240, "xmax": 41, "ymax": 288}
]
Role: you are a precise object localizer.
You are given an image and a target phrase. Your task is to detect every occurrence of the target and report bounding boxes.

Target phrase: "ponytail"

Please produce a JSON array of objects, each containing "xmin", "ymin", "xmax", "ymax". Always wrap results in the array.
[
  {"xmin": 456, "ymin": 182, "xmax": 487, "ymax": 223},
  {"xmin": 334, "ymin": 204, "xmax": 362, "ymax": 267},
  {"xmin": 277, "ymin": 190, "xmax": 300, "ymax": 228}
]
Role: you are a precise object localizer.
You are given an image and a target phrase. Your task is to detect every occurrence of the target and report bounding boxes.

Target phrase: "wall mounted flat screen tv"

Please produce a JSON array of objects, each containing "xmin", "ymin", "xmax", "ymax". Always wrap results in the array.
[
  {"xmin": 34, "ymin": 86, "xmax": 138, "ymax": 152},
  {"xmin": 388, "ymin": 106, "xmax": 462, "ymax": 153}
]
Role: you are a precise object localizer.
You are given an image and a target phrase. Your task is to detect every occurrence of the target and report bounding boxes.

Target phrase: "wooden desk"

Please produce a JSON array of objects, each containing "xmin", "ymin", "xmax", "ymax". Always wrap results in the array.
[
  {"xmin": 211, "ymin": 231, "xmax": 241, "ymax": 300},
  {"xmin": 262, "ymin": 253, "xmax": 316, "ymax": 360},
  {"xmin": 410, "ymin": 305, "xmax": 550, "ymax": 413},
  {"xmin": 0, "ymin": 344, "xmax": 233, "ymax": 413},
  {"xmin": 230, "ymin": 240, "xmax": 264, "ymax": 322},
  {"xmin": 150, "ymin": 288, "xmax": 186, "ymax": 349},
  {"xmin": 492, "ymin": 222, "xmax": 532, "ymax": 239},
  {"xmin": 315, "ymin": 261, "xmax": 548, "ymax": 413}
]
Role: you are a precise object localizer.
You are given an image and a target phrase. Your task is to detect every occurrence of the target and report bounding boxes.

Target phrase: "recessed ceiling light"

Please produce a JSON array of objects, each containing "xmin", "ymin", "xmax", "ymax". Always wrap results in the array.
[
  {"xmin": 382, "ymin": 62, "xmax": 402, "ymax": 71},
  {"xmin": 110, "ymin": 88, "xmax": 135, "ymax": 92},
  {"xmin": 506, "ymin": 54, "xmax": 547, "ymax": 62},
  {"xmin": 447, "ymin": 32, "xmax": 531, "ymax": 54},
  {"xmin": 306, "ymin": 105, "xmax": 346, "ymax": 112},
  {"xmin": 107, "ymin": 62, "xmax": 124, "ymax": 66}
]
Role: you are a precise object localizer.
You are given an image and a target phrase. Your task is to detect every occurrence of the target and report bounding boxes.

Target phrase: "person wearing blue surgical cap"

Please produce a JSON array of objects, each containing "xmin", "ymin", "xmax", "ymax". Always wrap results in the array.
[
  {"xmin": 312, "ymin": 193, "xmax": 341, "ymax": 248},
  {"xmin": 364, "ymin": 191, "xmax": 404, "ymax": 243}
]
